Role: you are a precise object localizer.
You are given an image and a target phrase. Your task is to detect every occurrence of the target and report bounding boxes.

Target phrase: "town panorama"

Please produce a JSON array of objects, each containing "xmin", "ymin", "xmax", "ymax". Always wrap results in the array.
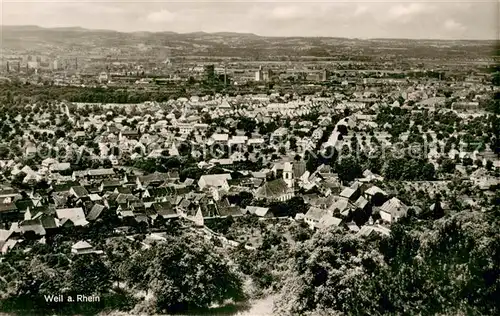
[{"xmin": 0, "ymin": 17, "xmax": 499, "ymax": 316}]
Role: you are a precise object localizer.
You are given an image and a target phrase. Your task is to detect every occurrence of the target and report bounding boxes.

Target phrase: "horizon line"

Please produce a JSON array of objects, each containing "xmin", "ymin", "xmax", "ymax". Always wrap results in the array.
[{"xmin": 1, "ymin": 24, "xmax": 498, "ymax": 42}]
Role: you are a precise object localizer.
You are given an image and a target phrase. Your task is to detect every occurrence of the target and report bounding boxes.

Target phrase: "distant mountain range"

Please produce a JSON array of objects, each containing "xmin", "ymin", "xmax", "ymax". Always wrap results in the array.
[{"xmin": 1, "ymin": 25, "xmax": 496, "ymax": 60}]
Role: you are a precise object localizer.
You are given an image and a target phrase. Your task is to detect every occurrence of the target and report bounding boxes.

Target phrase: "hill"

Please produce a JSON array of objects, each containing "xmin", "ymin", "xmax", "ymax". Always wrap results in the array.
[{"xmin": 1, "ymin": 25, "xmax": 496, "ymax": 60}]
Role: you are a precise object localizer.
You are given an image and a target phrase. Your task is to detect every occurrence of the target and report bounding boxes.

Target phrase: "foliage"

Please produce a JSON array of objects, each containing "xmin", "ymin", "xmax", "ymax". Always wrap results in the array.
[
  {"xmin": 275, "ymin": 210, "xmax": 500, "ymax": 315},
  {"xmin": 67, "ymin": 254, "xmax": 112, "ymax": 295},
  {"xmin": 124, "ymin": 233, "xmax": 245, "ymax": 313},
  {"xmin": 383, "ymin": 157, "xmax": 435, "ymax": 181},
  {"xmin": 335, "ymin": 157, "xmax": 363, "ymax": 183}
]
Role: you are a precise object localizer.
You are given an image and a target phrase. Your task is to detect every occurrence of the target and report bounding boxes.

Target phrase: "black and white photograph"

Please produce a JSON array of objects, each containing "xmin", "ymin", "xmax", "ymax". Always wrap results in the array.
[{"xmin": 0, "ymin": 0, "xmax": 499, "ymax": 315}]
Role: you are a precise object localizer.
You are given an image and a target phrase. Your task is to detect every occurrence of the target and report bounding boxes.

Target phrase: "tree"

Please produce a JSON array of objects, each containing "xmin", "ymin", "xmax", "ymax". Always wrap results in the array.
[
  {"xmin": 67, "ymin": 254, "xmax": 111, "ymax": 295},
  {"xmin": 335, "ymin": 157, "xmax": 362, "ymax": 183},
  {"xmin": 0, "ymin": 146, "xmax": 9, "ymax": 159},
  {"xmin": 276, "ymin": 209, "xmax": 500, "ymax": 316},
  {"xmin": 421, "ymin": 163, "xmax": 435, "ymax": 180},
  {"xmin": 274, "ymin": 228, "xmax": 382, "ymax": 316},
  {"xmin": 485, "ymin": 160, "xmax": 494, "ymax": 170},
  {"xmin": 128, "ymin": 234, "xmax": 244, "ymax": 313},
  {"xmin": 337, "ymin": 124, "xmax": 348, "ymax": 136},
  {"xmin": 440, "ymin": 158, "xmax": 456, "ymax": 174}
]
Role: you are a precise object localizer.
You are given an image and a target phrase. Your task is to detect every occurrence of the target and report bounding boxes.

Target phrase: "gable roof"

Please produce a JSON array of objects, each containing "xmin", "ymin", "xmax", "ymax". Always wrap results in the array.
[
  {"xmin": 199, "ymin": 174, "xmax": 232, "ymax": 188},
  {"xmin": 218, "ymin": 206, "xmax": 242, "ymax": 217},
  {"xmin": 380, "ymin": 197, "xmax": 408, "ymax": 216},
  {"xmin": 0, "ymin": 229, "xmax": 13, "ymax": 242},
  {"xmin": 211, "ymin": 133, "xmax": 229, "ymax": 142},
  {"xmin": 305, "ymin": 207, "xmax": 325, "ymax": 221},
  {"xmin": 365, "ymin": 186, "xmax": 387, "ymax": 196},
  {"xmin": 19, "ymin": 219, "xmax": 46, "ymax": 235},
  {"xmin": 245, "ymin": 206, "xmax": 270, "ymax": 217},
  {"xmin": 293, "ymin": 161, "xmax": 307, "ymax": 178},
  {"xmin": 328, "ymin": 198, "xmax": 352, "ymax": 214},
  {"xmin": 71, "ymin": 186, "xmax": 89, "ymax": 198},
  {"xmin": 340, "ymin": 187, "xmax": 356, "ymax": 199},
  {"xmin": 88, "ymin": 169, "xmax": 115, "ymax": 177},
  {"xmin": 56, "ymin": 207, "xmax": 85, "ymax": 220},
  {"xmin": 72, "ymin": 240, "xmax": 93, "ymax": 250},
  {"xmin": 153, "ymin": 202, "xmax": 178, "ymax": 218},
  {"xmin": 255, "ymin": 179, "xmax": 292, "ymax": 199},
  {"xmin": 138, "ymin": 172, "xmax": 170, "ymax": 184},
  {"xmin": 87, "ymin": 204, "xmax": 105, "ymax": 221},
  {"xmin": 101, "ymin": 180, "xmax": 121, "ymax": 188},
  {"xmin": 347, "ymin": 222, "xmax": 360, "ymax": 232},
  {"xmin": 316, "ymin": 214, "xmax": 342, "ymax": 229},
  {"xmin": 40, "ymin": 215, "xmax": 59, "ymax": 229},
  {"xmin": 355, "ymin": 196, "xmax": 369, "ymax": 209}
]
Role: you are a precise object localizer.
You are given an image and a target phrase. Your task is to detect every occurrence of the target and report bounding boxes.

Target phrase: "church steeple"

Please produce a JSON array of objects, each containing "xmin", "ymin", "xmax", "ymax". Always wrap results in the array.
[{"xmin": 283, "ymin": 162, "xmax": 294, "ymax": 188}]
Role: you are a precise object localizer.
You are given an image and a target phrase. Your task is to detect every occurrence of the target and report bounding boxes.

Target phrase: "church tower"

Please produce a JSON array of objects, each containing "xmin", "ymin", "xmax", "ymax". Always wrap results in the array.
[{"xmin": 283, "ymin": 162, "xmax": 294, "ymax": 188}]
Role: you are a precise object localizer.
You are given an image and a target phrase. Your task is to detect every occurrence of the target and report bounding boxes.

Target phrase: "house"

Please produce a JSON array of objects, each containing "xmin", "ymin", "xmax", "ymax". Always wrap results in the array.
[
  {"xmin": 72, "ymin": 170, "xmax": 87, "ymax": 181},
  {"xmin": 40, "ymin": 214, "xmax": 59, "ymax": 232},
  {"xmin": 244, "ymin": 206, "xmax": 272, "ymax": 217},
  {"xmin": 25, "ymin": 145, "xmax": 37, "ymax": 158},
  {"xmin": 304, "ymin": 207, "xmax": 342, "ymax": 230},
  {"xmin": 137, "ymin": 172, "xmax": 170, "ymax": 189},
  {"xmin": 100, "ymin": 180, "xmax": 122, "ymax": 192},
  {"xmin": 119, "ymin": 129, "xmax": 140, "ymax": 141},
  {"xmin": 19, "ymin": 219, "xmax": 46, "ymax": 237},
  {"xmin": 228, "ymin": 136, "xmax": 248, "ymax": 147},
  {"xmin": 255, "ymin": 179, "xmax": 294, "ymax": 202},
  {"xmin": 0, "ymin": 203, "xmax": 20, "ymax": 222},
  {"xmin": 71, "ymin": 240, "xmax": 102, "ymax": 255},
  {"xmin": 346, "ymin": 222, "xmax": 360, "ymax": 233},
  {"xmin": 247, "ymin": 138, "xmax": 265, "ymax": 146},
  {"xmin": 210, "ymin": 133, "xmax": 229, "ymax": 144},
  {"xmin": 86, "ymin": 204, "xmax": 105, "ymax": 221},
  {"xmin": 217, "ymin": 206, "xmax": 243, "ymax": 218},
  {"xmin": 339, "ymin": 186, "xmax": 360, "ymax": 202},
  {"xmin": 304, "ymin": 207, "xmax": 324, "ymax": 228},
  {"xmin": 316, "ymin": 214, "xmax": 342, "ymax": 230},
  {"xmin": 69, "ymin": 186, "xmax": 89, "ymax": 199},
  {"xmin": 358, "ymin": 169, "xmax": 384, "ymax": 182},
  {"xmin": 379, "ymin": 197, "xmax": 408, "ymax": 224},
  {"xmin": 152, "ymin": 202, "xmax": 179, "ymax": 220},
  {"xmin": 364, "ymin": 185, "xmax": 388, "ymax": 205},
  {"xmin": 0, "ymin": 229, "xmax": 14, "ymax": 252},
  {"xmin": 56, "ymin": 207, "xmax": 89, "ymax": 227},
  {"xmin": 0, "ymin": 188, "xmax": 21, "ymax": 204},
  {"xmin": 356, "ymin": 224, "xmax": 390, "ymax": 238},
  {"xmin": 87, "ymin": 169, "xmax": 116, "ymax": 180},
  {"xmin": 271, "ymin": 127, "xmax": 288, "ymax": 140},
  {"xmin": 364, "ymin": 185, "xmax": 387, "ymax": 199},
  {"xmin": 354, "ymin": 196, "xmax": 369, "ymax": 211},
  {"xmin": 1, "ymin": 238, "xmax": 19, "ymax": 255},
  {"xmin": 50, "ymin": 163, "xmax": 71, "ymax": 172},
  {"xmin": 198, "ymin": 174, "xmax": 232, "ymax": 191},
  {"xmin": 328, "ymin": 198, "xmax": 353, "ymax": 217},
  {"xmin": 197, "ymin": 202, "xmax": 219, "ymax": 218}
]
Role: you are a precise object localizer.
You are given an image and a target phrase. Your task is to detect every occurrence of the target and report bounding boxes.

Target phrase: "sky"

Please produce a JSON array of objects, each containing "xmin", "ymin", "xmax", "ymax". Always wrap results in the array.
[{"xmin": 1, "ymin": 0, "xmax": 499, "ymax": 39}]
